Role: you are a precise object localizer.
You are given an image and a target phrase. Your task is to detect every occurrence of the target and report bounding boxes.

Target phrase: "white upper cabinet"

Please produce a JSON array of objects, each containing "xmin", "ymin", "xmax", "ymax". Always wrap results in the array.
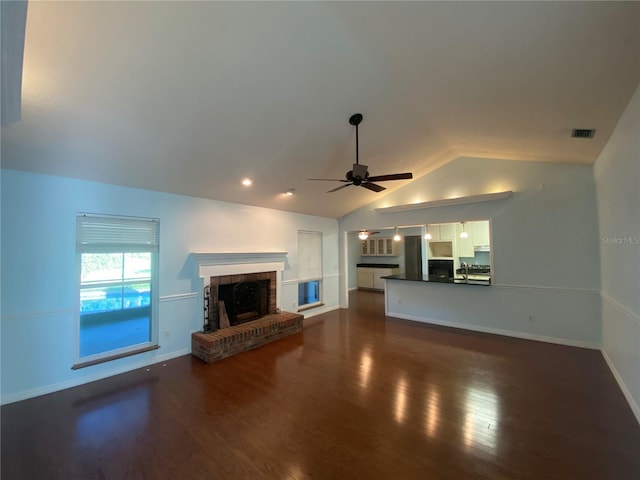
[
  {"xmin": 361, "ymin": 239, "xmax": 377, "ymax": 255},
  {"xmin": 361, "ymin": 237, "xmax": 397, "ymax": 256},
  {"xmin": 438, "ymin": 223, "xmax": 455, "ymax": 241},
  {"xmin": 427, "ymin": 224, "xmax": 455, "ymax": 241},
  {"xmin": 469, "ymin": 221, "xmax": 491, "ymax": 247},
  {"xmin": 455, "ymin": 223, "xmax": 475, "ymax": 257},
  {"xmin": 382, "ymin": 238, "xmax": 398, "ymax": 256}
]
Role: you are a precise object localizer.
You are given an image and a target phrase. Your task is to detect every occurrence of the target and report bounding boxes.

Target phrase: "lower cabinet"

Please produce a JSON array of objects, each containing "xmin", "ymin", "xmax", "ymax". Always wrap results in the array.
[
  {"xmin": 357, "ymin": 269, "xmax": 375, "ymax": 289},
  {"xmin": 357, "ymin": 267, "xmax": 400, "ymax": 290}
]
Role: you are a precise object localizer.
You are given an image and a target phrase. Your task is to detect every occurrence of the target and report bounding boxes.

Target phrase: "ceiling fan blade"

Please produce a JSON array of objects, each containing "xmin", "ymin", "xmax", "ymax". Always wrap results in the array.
[
  {"xmin": 307, "ymin": 178, "xmax": 349, "ymax": 182},
  {"xmin": 327, "ymin": 183, "xmax": 352, "ymax": 193},
  {"xmin": 366, "ymin": 172, "xmax": 413, "ymax": 182},
  {"xmin": 361, "ymin": 182, "xmax": 386, "ymax": 192}
]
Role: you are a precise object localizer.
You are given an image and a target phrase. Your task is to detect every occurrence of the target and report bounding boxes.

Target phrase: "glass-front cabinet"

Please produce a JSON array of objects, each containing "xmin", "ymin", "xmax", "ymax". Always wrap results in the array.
[{"xmin": 361, "ymin": 237, "xmax": 398, "ymax": 256}]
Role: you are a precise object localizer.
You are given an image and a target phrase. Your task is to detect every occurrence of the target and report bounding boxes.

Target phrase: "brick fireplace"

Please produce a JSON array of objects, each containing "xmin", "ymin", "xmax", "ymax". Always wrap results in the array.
[{"xmin": 190, "ymin": 252, "xmax": 303, "ymax": 363}]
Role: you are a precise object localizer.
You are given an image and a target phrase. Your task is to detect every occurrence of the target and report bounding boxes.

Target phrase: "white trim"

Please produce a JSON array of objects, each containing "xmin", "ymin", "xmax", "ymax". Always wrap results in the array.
[
  {"xmin": 0, "ymin": 348, "xmax": 190, "ymax": 406},
  {"xmin": 1, "ymin": 308, "xmax": 75, "ymax": 321},
  {"xmin": 191, "ymin": 251, "xmax": 288, "ymax": 267},
  {"xmin": 601, "ymin": 291, "xmax": 640, "ymax": 326},
  {"xmin": 494, "ymin": 283, "xmax": 600, "ymax": 295},
  {"xmin": 282, "ymin": 273, "xmax": 339, "ymax": 286},
  {"xmin": 300, "ymin": 304, "xmax": 341, "ymax": 319},
  {"xmin": 159, "ymin": 292, "xmax": 199, "ymax": 302},
  {"xmin": 375, "ymin": 190, "xmax": 513, "ymax": 213},
  {"xmin": 289, "ymin": 273, "xmax": 340, "ymax": 283},
  {"xmin": 199, "ymin": 262, "xmax": 285, "ymax": 278},
  {"xmin": 600, "ymin": 292, "xmax": 640, "ymax": 425},
  {"xmin": 601, "ymin": 349, "xmax": 640, "ymax": 426},
  {"xmin": 386, "ymin": 312, "xmax": 601, "ymax": 350}
]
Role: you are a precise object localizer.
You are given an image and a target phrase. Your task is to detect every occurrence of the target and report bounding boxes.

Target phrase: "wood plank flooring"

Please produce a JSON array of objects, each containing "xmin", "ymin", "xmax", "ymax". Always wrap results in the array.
[{"xmin": 2, "ymin": 290, "xmax": 639, "ymax": 479}]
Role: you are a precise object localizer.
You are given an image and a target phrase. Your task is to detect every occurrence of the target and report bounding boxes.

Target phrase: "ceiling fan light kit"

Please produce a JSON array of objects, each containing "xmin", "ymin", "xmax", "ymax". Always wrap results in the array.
[{"xmin": 308, "ymin": 113, "xmax": 413, "ymax": 193}]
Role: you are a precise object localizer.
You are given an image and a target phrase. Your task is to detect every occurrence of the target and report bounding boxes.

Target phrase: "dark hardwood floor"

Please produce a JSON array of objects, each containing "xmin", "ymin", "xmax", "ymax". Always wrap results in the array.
[{"xmin": 2, "ymin": 290, "xmax": 639, "ymax": 479}]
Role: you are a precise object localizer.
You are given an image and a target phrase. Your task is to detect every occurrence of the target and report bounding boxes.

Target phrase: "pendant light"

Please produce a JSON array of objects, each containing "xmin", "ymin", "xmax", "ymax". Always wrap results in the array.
[
  {"xmin": 424, "ymin": 225, "xmax": 432, "ymax": 240},
  {"xmin": 460, "ymin": 222, "xmax": 469, "ymax": 239},
  {"xmin": 393, "ymin": 227, "xmax": 401, "ymax": 242}
]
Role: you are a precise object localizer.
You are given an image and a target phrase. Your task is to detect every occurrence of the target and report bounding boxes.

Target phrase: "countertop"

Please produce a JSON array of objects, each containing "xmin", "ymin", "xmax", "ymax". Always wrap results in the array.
[
  {"xmin": 382, "ymin": 273, "xmax": 491, "ymax": 286},
  {"xmin": 357, "ymin": 263, "xmax": 400, "ymax": 269}
]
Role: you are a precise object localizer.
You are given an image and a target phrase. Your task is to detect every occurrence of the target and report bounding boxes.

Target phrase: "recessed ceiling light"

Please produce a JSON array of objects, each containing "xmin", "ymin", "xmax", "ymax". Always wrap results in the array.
[
  {"xmin": 241, "ymin": 178, "xmax": 253, "ymax": 187},
  {"xmin": 285, "ymin": 188, "xmax": 295, "ymax": 196}
]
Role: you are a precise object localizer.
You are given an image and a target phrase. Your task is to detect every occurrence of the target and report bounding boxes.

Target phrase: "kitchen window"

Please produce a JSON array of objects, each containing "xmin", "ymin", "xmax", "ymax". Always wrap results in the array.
[{"xmin": 74, "ymin": 214, "xmax": 159, "ymax": 368}]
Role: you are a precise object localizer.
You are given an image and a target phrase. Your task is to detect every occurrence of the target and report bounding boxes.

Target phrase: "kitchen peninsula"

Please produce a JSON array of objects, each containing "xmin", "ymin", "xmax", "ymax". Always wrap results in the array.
[{"xmin": 383, "ymin": 271, "xmax": 491, "ymax": 286}]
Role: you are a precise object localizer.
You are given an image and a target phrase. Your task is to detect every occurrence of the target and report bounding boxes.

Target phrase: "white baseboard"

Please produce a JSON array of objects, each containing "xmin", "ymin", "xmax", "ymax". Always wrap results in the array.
[
  {"xmin": 601, "ymin": 349, "xmax": 640, "ymax": 426},
  {"xmin": 387, "ymin": 312, "xmax": 600, "ymax": 350},
  {"xmin": 1, "ymin": 348, "xmax": 190, "ymax": 406}
]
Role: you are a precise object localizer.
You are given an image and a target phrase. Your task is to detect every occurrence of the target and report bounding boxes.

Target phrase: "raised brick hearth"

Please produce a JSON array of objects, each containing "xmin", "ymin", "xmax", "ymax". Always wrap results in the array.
[{"xmin": 191, "ymin": 311, "xmax": 303, "ymax": 363}]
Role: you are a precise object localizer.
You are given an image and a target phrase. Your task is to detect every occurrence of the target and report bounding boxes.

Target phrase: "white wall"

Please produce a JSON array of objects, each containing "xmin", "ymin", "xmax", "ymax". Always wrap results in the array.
[
  {"xmin": 594, "ymin": 85, "xmax": 640, "ymax": 423},
  {"xmin": 346, "ymin": 233, "xmax": 361, "ymax": 290},
  {"xmin": 0, "ymin": 170, "xmax": 339, "ymax": 404},
  {"xmin": 340, "ymin": 156, "xmax": 601, "ymax": 348}
]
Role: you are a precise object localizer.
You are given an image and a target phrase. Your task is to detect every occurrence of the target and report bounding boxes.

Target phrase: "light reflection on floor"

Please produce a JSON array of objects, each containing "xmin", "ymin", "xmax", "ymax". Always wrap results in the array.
[
  {"xmin": 393, "ymin": 376, "xmax": 408, "ymax": 424},
  {"xmin": 424, "ymin": 386, "xmax": 440, "ymax": 438},
  {"xmin": 462, "ymin": 385, "xmax": 500, "ymax": 454},
  {"xmin": 358, "ymin": 347, "xmax": 373, "ymax": 390}
]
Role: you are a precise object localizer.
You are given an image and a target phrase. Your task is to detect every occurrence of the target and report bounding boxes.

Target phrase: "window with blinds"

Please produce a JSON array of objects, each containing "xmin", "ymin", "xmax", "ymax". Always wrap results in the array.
[
  {"xmin": 75, "ymin": 214, "xmax": 159, "ymax": 367},
  {"xmin": 297, "ymin": 231, "xmax": 323, "ymax": 310}
]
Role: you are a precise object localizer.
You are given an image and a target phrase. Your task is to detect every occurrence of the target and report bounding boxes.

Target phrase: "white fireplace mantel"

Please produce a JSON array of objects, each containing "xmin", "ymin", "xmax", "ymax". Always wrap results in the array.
[
  {"xmin": 191, "ymin": 251, "xmax": 288, "ymax": 270},
  {"xmin": 191, "ymin": 251, "xmax": 289, "ymax": 309}
]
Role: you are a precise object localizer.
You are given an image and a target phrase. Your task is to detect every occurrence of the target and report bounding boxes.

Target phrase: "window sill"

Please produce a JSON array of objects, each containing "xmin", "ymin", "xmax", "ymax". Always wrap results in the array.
[
  {"xmin": 298, "ymin": 303, "xmax": 324, "ymax": 313},
  {"xmin": 72, "ymin": 344, "xmax": 159, "ymax": 370}
]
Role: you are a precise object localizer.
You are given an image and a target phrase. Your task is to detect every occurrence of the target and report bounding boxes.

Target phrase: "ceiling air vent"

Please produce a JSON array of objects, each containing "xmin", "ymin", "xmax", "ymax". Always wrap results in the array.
[{"xmin": 571, "ymin": 128, "xmax": 596, "ymax": 138}]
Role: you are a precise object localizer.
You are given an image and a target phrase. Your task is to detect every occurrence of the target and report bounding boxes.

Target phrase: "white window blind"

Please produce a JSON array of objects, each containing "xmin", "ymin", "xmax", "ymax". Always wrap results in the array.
[
  {"xmin": 297, "ymin": 231, "xmax": 322, "ymax": 281},
  {"xmin": 77, "ymin": 214, "xmax": 159, "ymax": 253}
]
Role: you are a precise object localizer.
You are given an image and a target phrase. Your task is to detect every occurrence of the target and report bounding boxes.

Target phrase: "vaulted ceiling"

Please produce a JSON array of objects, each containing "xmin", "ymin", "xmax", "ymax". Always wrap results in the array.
[{"xmin": 2, "ymin": 1, "xmax": 639, "ymax": 218}]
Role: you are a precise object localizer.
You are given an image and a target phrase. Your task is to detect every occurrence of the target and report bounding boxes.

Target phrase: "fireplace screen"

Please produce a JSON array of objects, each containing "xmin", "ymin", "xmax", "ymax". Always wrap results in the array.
[
  {"xmin": 205, "ymin": 271, "xmax": 277, "ymax": 331},
  {"xmin": 218, "ymin": 280, "xmax": 269, "ymax": 326}
]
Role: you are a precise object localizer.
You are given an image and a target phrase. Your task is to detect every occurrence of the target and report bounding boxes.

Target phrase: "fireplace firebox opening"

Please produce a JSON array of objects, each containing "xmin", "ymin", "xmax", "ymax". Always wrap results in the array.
[
  {"xmin": 205, "ymin": 271, "xmax": 277, "ymax": 331},
  {"xmin": 219, "ymin": 280, "xmax": 269, "ymax": 326}
]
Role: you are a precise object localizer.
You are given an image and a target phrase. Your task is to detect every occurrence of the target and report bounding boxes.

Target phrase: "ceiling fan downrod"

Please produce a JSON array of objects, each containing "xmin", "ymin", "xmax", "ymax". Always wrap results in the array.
[{"xmin": 349, "ymin": 113, "xmax": 363, "ymax": 166}]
